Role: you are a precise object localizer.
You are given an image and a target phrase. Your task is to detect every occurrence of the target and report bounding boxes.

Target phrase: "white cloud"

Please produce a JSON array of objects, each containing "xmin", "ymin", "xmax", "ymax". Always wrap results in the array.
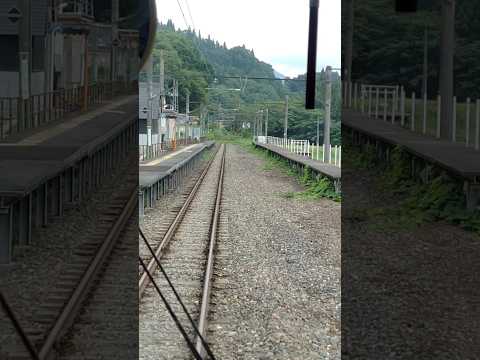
[{"xmin": 156, "ymin": 0, "xmax": 340, "ymax": 78}]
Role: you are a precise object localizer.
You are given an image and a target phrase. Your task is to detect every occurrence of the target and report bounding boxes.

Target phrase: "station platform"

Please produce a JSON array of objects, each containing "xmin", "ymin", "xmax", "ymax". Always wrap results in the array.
[
  {"xmin": 343, "ymin": 109, "xmax": 480, "ymax": 179},
  {"xmin": 254, "ymin": 141, "xmax": 341, "ymax": 181},
  {"xmin": 0, "ymin": 96, "xmax": 138, "ymax": 263},
  {"xmin": 139, "ymin": 141, "xmax": 215, "ymax": 214},
  {"xmin": 0, "ymin": 96, "xmax": 137, "ymax": 197},
  {"xmin": 140, "ymin": 141, "xmax": 215, "ymax": 189},
  {"xmin": 343, "ymin": 108, "xmax": 480, "ymax": 209}
]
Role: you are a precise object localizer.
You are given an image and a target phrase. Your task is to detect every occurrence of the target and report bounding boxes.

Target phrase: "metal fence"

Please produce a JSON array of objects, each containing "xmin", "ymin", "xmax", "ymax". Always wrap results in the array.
[
  {"xmin": 258, "ymin": 136, "xmax": 341, "ymax": 167},
  {"xmin": 139, "ymin": 137, "xmax": 207, "ymax": 162},
  {"xmin": 0, "ymin": 80, "xmax": 136, "ymax": 140},
  {"xmin": 343, "ymin": 81, "xmax": 480, "ymax": 150}
]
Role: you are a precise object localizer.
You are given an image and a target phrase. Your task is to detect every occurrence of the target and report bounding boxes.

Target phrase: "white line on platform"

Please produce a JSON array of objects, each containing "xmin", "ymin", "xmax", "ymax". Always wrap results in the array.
[
  {"xmin": 0, "ymin": 96, "xmax": 135, "ymax": 146},
  {"xmin": 142, "ymin": 144, "xmax": 198, "ymax": 166}
]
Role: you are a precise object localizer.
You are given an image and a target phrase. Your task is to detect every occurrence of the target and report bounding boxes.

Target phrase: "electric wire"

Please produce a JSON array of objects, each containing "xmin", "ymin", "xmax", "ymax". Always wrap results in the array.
[{"xmin": 139, "ymin": 229, "xmax": 217, "ymax": 360}]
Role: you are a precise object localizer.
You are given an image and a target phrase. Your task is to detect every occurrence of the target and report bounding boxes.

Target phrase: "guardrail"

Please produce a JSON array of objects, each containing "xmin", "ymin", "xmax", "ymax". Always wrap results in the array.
[
  {"xmin": 343, "ymin": 81, "xmax": 480, "ymax": 150},
  {"xmin": 0, "ymin": 80, "xmax": 137, "ymax": 140},
  {"xmin": 257, "ymin": 136, "xmax": 341, "ymax": 167}
]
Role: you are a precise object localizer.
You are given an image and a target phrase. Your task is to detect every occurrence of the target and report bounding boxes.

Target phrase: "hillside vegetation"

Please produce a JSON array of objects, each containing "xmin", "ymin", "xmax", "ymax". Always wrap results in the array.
[
  {"xmin": 154, "ymin": 21, "xmax": 341, "ymax": 145},
  {"xmin": 347, "ymin": 0, "xmax": 480, "ymax": 100}
]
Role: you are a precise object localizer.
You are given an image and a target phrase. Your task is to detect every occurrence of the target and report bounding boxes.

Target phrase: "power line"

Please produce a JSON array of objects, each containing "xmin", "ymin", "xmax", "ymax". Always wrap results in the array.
[
  {"xmin": 183, "ymin": 0, "xmax": 196, "ymax": 29},
  {"xmin": 174, "ymin": 0, "xmax": 190, "ymax": 29}
]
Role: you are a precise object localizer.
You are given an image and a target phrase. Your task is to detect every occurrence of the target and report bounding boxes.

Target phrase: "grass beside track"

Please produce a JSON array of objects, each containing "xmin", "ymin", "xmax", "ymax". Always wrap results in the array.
[
  {"xmin": 344, "ymin": 141, "xmax": 480, "ymax": 233},
  {"xmin": 208, "ymin": 130, "xmax": 341, "ymax": 202}
]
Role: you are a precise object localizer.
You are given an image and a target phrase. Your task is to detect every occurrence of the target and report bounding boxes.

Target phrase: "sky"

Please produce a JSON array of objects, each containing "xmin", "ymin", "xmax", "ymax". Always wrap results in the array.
[{"xmin": 155, "ymin": 0, "xmax": 341, "ymax": 78}]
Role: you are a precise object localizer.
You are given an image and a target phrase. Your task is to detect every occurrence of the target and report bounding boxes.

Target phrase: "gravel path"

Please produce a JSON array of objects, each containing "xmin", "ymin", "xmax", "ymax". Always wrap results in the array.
[
  {"xmin": 342, "ymin": 158, "xmax": 480, "ymax": 359},
  {"xmin": 209, "ymin": 144, "xmax": 340, "ymax": 359}
]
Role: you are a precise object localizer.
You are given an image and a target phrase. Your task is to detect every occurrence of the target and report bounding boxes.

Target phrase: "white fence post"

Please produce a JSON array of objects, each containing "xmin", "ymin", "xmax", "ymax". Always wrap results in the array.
[
  {"xmin": 392, "ymin": 88, "xmax": 396, "ymax": 124},
  {"xmin": 476, "ymin": 99, "xmax": 480, "ymax": 151},
  {"xmin": 436, "ymin": 94, "xmax": 441, "ymax": 139},
  {"xmin": 466, "ymin": 97, "xmax": 471, "ymax": 146},
  {"xmin": 452, "ymin": 96, "xmax": 457, "ymax": 143},
  {"xmin": 400, "ymin": 86, "xmax": 405, "ymax": 126},
  {"xmin": 361, "ymin": 85, "xmax": 365, "ymax": 113},
  {"xmin": 383, "ymin": 88, "xmax": 388, "ymax": 121},
  {"xmin": 348, "ymin": 82, "xmax": 352, "ymax": 108},
  {"xmin": 368, "ymin": 86, "xmax": 372, "ymax": 117},
  {"xmin": 422, "ymin": 92, "xmax": 427, "ymax": 134},
  {"xmin": 411, "ymin": 92, "xmax": 416, "ymax": 131},
  {"xmin": 353, "ymin": 83, "xmax": 358, "ymax": 110}
]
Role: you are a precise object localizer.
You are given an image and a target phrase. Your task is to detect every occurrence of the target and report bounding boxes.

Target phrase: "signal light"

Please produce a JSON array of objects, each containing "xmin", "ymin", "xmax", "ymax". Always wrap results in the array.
[{"xmin": 396, "ymin": 0, "xmax": 417, "ymax": 12}]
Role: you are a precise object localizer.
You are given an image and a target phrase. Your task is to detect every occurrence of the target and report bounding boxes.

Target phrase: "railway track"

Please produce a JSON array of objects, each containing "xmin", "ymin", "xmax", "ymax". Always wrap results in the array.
[
  {"xmin": 139, "ymin": 143, "xmax": 226, "ymax": 360},
  {"xmin": 2, "ymin": 162, "xmax": 138, "ymax": 360},
  {"xmin": 138, "ymin": 145, "xmax": 217, "ymax": 282}
]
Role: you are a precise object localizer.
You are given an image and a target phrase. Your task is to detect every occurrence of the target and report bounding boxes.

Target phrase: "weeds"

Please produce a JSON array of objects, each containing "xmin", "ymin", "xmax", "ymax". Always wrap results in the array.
[
  {"xmin": 348, "ymin": 143, "xmax": 480, "ymax": 233},
  {"xmin": 209, "ymin": 130, "xmax": 341, "ymax": 202}
]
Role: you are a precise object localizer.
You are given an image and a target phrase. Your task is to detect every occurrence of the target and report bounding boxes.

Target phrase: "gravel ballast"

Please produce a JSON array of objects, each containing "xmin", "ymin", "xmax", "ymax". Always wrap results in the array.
[
  {"xmin": 208, "ymin": 144, "xmax": 340, "ymax": 359},
  {"xmin": 342, "ymin": 158, "xmax": 480, "ymax": 359}
]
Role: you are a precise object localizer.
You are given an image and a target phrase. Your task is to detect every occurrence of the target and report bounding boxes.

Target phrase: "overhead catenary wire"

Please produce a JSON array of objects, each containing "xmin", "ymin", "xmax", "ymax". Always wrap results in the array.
[
  {"xmin": 138, "ymin": 256, "xmax": 205, "ymax": 360},
  {"xmin": 183, "ymin": 0, "xmax": 196, "ymax": 29},
  {"xmin": 139, "ymin": 229, "xmax": 217, "ymax": 360},
  {"xmin": 0, "ymin": 291, "xmax": 40, "ymax": 360},
  {"xmin": 174, "ymin": 0, "xmax": 191, "ymax": 29}
]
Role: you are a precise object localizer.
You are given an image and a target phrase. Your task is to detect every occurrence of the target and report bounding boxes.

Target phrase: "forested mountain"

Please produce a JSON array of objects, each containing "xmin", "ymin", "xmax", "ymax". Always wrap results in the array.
[
  {"xmin": 155, "ymin": 21, "xmax": 341, "ymax": 144},
  {"xmin": 346, "ymin": 0, "xmax": 480, "ymax": 99}
]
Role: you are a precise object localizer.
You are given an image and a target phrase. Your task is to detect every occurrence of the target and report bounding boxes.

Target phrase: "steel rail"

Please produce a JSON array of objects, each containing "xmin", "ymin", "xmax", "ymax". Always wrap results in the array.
[
  {"xmin": 138, "ymin": 144, "xmax": 221, "ymax": 298},
  {"xmin": 38, "ymin": 186, "xmax": 138, "ymax": 360},
  {"xmin": 195, "ymin": 144, "xmax": 226, "ymax": 357}
]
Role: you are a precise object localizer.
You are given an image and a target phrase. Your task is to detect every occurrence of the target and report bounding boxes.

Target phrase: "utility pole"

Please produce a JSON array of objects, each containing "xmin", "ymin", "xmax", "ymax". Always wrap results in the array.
[
  {"xmin": 186, "ymin": 91, "xmax": 190, "ymax": 142},
  {"xmin": 265, "ymin": 108, "xmax": 269, "ymax": 141},
  {"xmin": 284, "ymin": 95, "xmax": 289, "ymax": 139},
  {"xmin": 439, "ymin": 0, "xmax": 455, "ymax": 140},
  {"xmin": 146, "ymin": 55, "xmax": 153, "ymax": 148},
  {"xmin": 344, "ymin": 0, "xmax": 354, "ymax": 103},
  {"xmin": 324, "ymin": 66, "xmax": 332, "ymax": 162},
  {"xmin": 258, "ymin": 110, "xmax": 263, "ymax": 137},
  {"xmin": 422, "ymin": 25, "xmax": 428, "ymax": 98},
  {"xmin": 111, "ymin": 0, "xmax": 119, "ymax": 83},
  {"xmin": 159, "ymin": 50, "xmax": 165, "ymax": 111},
  {"xmin": 18, "ymin": 0, "xmax": 31, "ymax": 129},
  {"xmin": 316, "ymin": 112, "xmax": 320, "ymax": 148}
]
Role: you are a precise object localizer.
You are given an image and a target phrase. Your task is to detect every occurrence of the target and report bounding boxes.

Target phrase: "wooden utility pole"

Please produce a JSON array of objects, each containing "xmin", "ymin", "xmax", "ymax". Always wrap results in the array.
[
  {"xmin": 422, "ymin": 25, "xmax": 428, "ymax": 97},
  {"xmin": 146, "ymin": 55, "xmax": 153, "ymax": 147},
  {"xmin": 83, "ymin": 33, "xmax": 89, "ymax": 111},
  {"xmin": 18, "ymin": 0, "xmax": 31, "ymax": 129},
  {"xmin": 316, "ymin": 112, "xmax": 321, "ymax": 148},
  {"xmin": 159, "ymin": 50, "xmax": 165, "ymax": 111},
  {"xmin": 324, "ymin": 66, "xmax": 332, "ymax": 161},
  {"xmin": 284, "ymin": 95, "xmax": 289, "ymax": 138},
  {"xmin": 265, "ymin": 108, "xmax": 269, "ymax": 140},
  {"xmin": 344, "ymin": 0, "xmax": 354, "ymax": 103},
  {"xmin": 186, "ymin": 91, "xmax": 190, "ymax": 142},
  {"xmin": 439, "ymin": 0, "xmax": 455, "ymax": 140},
  {"xmin": 111, "ymin": 0, "xmax": 119, "ymax": 84}
]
